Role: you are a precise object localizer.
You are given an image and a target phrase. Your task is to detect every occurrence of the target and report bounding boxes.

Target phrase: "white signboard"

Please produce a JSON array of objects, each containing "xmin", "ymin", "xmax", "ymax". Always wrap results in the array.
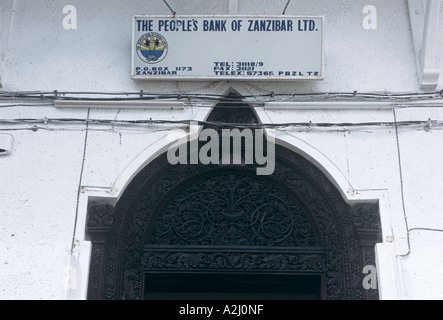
[{"xmin": 132, "ymin": 15, "xmax": 323, "ymax": 81}]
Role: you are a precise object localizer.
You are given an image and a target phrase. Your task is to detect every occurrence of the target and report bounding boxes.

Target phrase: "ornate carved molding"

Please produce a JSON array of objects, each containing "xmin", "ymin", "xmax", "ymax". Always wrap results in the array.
[
  {"xmin": 86, "ymin": 202, "xmax": 115, "ymax": 300},
  {"xmin": 146, "ymin": 170, "xmax": 319, "ymax": 248},
  {"xmin": 87, "ymin": 202, "xmax": 115, "ymax": 236},
  {"xmin": 141, "ymin": 248, "xmax": 325, "ymax": 272}
]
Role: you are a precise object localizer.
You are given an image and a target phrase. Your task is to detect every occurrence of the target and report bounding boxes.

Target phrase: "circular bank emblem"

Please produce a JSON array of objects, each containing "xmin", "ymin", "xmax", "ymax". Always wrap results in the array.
[{"xmin": 136, "ymin": 33, "xmax": 169, "ymax": 64}]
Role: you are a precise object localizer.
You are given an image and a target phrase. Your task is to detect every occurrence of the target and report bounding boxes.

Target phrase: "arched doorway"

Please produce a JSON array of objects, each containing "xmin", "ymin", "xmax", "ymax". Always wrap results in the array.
[{"xmin": 86, "ymin": 99, "xmax": 382, "ymax": 300}]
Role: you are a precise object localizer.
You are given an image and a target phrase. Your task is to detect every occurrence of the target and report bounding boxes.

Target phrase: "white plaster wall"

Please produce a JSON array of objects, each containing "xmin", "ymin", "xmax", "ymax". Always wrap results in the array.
[
  {"xmin": 393, "ymin": 106, "xmax": 443, "ymax": 299},
  {"xmin": 0, "ymin": 0, "xmax": 421, "ymax": 93},
  {"xmin": 438, "ymin": 0, "xmax": 443, "ymax": 89},
  {"xmin": 398, "ymin": 231, "xmax": 443, "ymax": 299},
  {"xmin": 0, "ymin": 0, "xmax": 443, "ymax": 300},
  {"xmin": 0, "ymin": 109, "xmax": 88, "ymax": 299}
]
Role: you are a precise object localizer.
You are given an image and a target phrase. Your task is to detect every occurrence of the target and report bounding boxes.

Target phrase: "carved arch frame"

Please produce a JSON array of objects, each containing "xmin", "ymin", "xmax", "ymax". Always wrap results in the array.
[{"xmin": 86, "ymin": 102, "xmax": 382, "ymax": 300}]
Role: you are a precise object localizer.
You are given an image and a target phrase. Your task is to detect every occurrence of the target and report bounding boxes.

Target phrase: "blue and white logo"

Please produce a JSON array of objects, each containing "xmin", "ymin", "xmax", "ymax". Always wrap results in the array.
[{"xmin": 136, "ymin": 33, "xmax": 169, "ymax": 64}]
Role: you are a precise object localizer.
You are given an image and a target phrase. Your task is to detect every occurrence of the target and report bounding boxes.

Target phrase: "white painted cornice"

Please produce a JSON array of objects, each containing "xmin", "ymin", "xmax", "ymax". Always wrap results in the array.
[{"xmin": 408, "ymin": 0, "xmax": 441, "ymax": 91}]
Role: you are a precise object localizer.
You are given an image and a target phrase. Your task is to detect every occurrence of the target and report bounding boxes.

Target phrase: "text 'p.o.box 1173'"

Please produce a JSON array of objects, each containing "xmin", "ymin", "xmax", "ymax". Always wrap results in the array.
[{"xmin": 132, "ymin": 15, "xmax": 324, "ymax": 81}]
